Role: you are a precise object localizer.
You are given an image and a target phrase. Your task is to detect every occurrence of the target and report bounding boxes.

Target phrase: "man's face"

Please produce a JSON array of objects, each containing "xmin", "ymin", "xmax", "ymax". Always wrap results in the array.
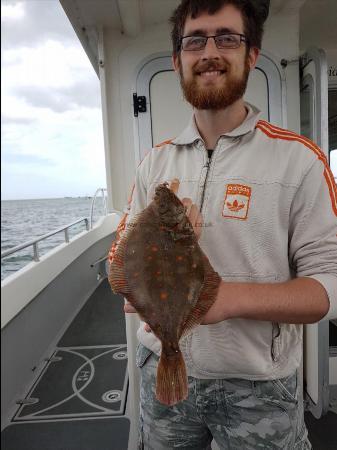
[{"xmin": 173, "ymin": 4, "xmax": 259, "ymax": 110}]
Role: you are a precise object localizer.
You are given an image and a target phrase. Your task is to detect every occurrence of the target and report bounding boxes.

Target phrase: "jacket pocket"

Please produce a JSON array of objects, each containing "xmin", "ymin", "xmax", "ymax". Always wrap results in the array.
[
  {"xmin": 136, "ymin": 343, "xmax": 153, "ymax": 368},
  {"xmin": 271, "ymin": 322, "xmax": 281, "ymax": 362}
]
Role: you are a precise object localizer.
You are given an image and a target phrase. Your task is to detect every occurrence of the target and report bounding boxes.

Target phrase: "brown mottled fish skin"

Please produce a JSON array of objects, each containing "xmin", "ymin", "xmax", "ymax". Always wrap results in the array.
[{"xmin": 109, "ymin": 182, "xmax": 221, "ymax": 406}]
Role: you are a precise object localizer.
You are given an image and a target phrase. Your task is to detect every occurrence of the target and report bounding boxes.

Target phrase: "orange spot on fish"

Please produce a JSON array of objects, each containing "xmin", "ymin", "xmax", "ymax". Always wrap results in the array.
[
  {"xmin": 151, "ymin": 246, "xmax": 158, "ymax": 252},
  {"xmin": 176, "ymin": 255, "xmax": 183, "ymax": 261},
  {"xmin": 160, "ymin": 292, "xmax": 168, "ymax": 300}
]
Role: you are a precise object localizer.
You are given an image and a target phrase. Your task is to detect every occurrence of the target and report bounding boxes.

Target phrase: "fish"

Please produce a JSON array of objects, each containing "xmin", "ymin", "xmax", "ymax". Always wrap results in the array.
[{"xmin": 108, "ymin": 180, "xmax": 221, "ymax": 406}]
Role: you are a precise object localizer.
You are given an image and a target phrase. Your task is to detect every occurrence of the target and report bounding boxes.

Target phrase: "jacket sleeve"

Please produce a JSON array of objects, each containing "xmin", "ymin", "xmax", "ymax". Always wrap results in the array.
[
  {"xmin": 108, "ymin": 155, "xmax": 149, "ymax": 264},
  {"xmin": 288, "ymin": 156, "xmax": 337, "ymax": 320}
]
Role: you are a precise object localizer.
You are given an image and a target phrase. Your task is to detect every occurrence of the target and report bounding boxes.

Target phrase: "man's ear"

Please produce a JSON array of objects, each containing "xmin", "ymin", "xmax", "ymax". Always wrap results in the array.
[
  {"xmin": 172, "ymin": 53, "xmax": 180, "ymax": 73},
  {"xmin": 248, "ymin": 47, "xmax": 260, "ymax": 70}
]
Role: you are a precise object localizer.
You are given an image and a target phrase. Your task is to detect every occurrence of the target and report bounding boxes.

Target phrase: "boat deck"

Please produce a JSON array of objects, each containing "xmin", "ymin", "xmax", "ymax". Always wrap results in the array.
[
  {"xmin": 1, "ymin": 278, "xmax": 337, "ymax": 449},
  {"xmin": 1, "ymin": 279, "xmax": 130, "ymax": 450}
]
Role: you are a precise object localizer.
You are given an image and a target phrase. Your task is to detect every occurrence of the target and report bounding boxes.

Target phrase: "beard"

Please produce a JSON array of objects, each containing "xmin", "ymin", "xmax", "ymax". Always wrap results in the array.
[{"xmin": 179, "ymin": 56, "xmax": 251, "ymax": 110}]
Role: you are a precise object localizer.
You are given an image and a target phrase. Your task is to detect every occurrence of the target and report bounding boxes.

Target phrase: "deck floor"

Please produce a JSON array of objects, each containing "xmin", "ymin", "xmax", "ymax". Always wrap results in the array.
[{"xmin": 1, "ymin": 279, "xmax": 130, "ymax": 450}]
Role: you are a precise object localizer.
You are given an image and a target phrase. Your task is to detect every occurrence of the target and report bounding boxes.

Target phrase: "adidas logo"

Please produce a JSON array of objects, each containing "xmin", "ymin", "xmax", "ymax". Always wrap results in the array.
[
  {"xmin": 222, "ymin": 184, "xmax": 252, "ymax": 220},
  {"xmin": 226, "ymin": 199, "xmax": 245, "ymax": 212}
]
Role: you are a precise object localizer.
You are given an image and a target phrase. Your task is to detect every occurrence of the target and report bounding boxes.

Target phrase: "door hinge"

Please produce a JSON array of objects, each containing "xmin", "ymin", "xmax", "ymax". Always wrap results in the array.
[{"xmin": 133, "ymin": 93, "xmax": 147, "ymax": 117}]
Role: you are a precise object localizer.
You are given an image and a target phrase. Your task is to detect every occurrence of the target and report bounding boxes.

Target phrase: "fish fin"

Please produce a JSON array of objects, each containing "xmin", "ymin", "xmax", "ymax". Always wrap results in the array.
[
  {"xmin": 108, "ymin": 212, "xmax": 144, "ymax": 294},
  {"xmin": 156, "ymin": 349, "xmax": 188, "ymax": 406},
  {"xmin": 181, "ymin": 256, "xmax": 221, "ymax": 338}
]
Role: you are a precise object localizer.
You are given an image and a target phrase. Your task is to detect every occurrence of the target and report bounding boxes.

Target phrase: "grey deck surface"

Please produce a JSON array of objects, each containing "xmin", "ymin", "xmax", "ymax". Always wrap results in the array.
[
  {"xmin": 2, "ymin": 279, "xmax": 130, "ymax": 450},
  {"xmin": 305, "ymin": 411, "xmax": 337, "ymax": 450},
  {"xmin": 1, "ymin": 418, "xmax": 130, "ymax": 450},
  {"xmin": 58, "ymin": 278, "xmax": 126, "ymax": 347}
]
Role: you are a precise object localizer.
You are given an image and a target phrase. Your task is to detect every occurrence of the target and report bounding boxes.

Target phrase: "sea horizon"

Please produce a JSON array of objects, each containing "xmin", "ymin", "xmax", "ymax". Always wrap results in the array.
[{"xmin": 1, "ymin": 195, "xmax": 93, "ymax": 202}]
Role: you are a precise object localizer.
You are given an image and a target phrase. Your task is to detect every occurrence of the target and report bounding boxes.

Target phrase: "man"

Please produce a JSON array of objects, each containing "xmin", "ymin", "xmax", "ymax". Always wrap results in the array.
[{"xmin": 109, "ymin": 0, "xmax": 337, "ymax": 448}]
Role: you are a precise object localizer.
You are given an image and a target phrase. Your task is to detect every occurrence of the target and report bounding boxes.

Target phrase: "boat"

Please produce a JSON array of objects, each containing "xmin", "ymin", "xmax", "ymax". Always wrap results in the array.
[{"xmin": 1, "ymin": 1, "xmax": 336, "ymax": 449}]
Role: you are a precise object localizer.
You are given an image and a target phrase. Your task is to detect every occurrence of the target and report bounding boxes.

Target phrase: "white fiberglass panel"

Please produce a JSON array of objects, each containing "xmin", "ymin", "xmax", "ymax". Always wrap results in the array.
[
  {"xmin": 150, "ymin": 68, "xmax": 269, "ymax": 147},
  {"xmin": 150, "ymin": 71, "xmax": 192, "ymax": 146},
  {"xmin": 245, "ymin": 68, "xmax": 269, "ymax": 120}
]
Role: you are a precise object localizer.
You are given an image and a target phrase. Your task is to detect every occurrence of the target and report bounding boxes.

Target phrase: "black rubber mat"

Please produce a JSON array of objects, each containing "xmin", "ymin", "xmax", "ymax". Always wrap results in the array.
[
  {"xmin": 305, "ymin": 411, "xmax": 337, "ymax": 450},
  {"xmin": 14, "ymin": 345, "xmax": 128, "ymax": 420},
  {"xmin": 1, "ymin": 417, "xmax": 130, "ymax": 450},
  {"xmin": 58, "ymin": 279, "xmax": 126, "ymax": 347}
]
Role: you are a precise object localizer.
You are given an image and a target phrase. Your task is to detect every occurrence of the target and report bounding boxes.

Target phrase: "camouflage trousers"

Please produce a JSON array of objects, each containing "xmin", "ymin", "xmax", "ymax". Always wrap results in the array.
[{"xmin": 136, "ymin": 343, "xmax": 311, "ymax": 450}]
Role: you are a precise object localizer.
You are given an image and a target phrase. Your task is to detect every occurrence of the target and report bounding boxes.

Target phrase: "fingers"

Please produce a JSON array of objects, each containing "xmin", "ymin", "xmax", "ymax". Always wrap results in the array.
[
  {"xmin": 182, "ymin": 197, "xmax": 192, "ymax": 216},
  {"xmin": 169, "ymin": 178, "xmax": 180, "ymax": 194},
  {"xmin": 181, "ymin": 198, "xmax": 203, "ymax": 240}
]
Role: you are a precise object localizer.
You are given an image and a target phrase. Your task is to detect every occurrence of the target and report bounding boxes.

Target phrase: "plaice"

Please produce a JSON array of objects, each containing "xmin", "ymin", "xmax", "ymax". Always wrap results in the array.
[{"xmin": 109, "ymin": 179, "xmax": 221, "ymax": 405}]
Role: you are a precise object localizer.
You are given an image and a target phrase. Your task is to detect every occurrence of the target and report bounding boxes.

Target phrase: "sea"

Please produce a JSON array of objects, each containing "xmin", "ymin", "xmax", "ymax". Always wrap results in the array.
[{"xmin": 1, "ymin": 197, "xmax": 107, "ymax": 281}]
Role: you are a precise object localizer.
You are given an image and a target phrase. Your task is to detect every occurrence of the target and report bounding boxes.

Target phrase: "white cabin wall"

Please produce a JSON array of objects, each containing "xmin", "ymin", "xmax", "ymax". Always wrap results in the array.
[
  {"xmin": 101, "ymin": 23, "xmax": 173, "ymax": 211},
  {"xmin": 263, "ymin": 11, "xmax": 301, "ymax": 133}
]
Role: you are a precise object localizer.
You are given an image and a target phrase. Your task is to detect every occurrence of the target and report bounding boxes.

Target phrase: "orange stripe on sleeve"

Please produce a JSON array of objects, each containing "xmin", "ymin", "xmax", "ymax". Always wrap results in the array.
[
  {"xmin": 155, "ymin": 139, "xmax": 174, "ymax": 148},
  {"xmin": 256, "ymin": 120, "xmax": 337, "ymax": 216}
]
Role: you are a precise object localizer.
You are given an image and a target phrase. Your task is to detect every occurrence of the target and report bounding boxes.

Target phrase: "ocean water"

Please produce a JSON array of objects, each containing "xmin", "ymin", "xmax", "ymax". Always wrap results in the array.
[{"xmin": 1, "ymin": 197, "xmax": 107, "ymax": 281}]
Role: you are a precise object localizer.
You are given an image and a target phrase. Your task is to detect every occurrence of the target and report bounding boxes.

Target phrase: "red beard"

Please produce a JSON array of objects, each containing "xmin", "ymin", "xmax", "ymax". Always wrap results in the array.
[{"xmin": 179, "ymin": 56, "xmax": 250, "ymax": 110}]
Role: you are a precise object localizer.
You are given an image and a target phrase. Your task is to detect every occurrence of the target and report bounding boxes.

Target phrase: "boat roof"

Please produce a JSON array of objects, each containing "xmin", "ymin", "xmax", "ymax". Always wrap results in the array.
[{"xmin": 59, "ymin": 0, "xmax": 309, "ymax": 76}]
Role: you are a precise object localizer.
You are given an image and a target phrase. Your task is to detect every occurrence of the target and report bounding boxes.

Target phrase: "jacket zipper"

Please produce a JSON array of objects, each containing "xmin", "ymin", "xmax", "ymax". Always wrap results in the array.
[{"xmin": 199, "ymin": 152, "xmax": 212, "ymax": 211}]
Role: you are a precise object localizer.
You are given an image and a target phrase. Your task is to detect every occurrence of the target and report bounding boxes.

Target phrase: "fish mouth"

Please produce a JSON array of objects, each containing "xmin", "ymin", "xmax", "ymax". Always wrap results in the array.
[{"xmin": 154, "ymin": 183, "xmax": 185, "ymax": 227}]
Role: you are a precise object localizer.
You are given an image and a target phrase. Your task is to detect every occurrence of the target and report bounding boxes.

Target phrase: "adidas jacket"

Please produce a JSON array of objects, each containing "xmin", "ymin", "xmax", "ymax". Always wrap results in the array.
[{"xmin": 109, "ymin": 103, "xmax": 337, "ymax": 380}]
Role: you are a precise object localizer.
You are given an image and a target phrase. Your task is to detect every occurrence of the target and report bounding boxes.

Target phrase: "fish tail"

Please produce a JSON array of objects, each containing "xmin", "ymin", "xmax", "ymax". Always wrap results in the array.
[{"xmin": 156, "ymin": 349, "xmax": 188, "ymax": 406}]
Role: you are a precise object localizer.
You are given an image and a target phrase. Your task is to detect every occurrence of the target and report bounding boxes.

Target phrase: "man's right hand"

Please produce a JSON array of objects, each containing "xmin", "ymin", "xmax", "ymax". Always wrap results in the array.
[
  {"xmin": 170, "ymin": 178, "xmax": 203, "ymax": 240},
  {"xmin": 181, "ymin": 197, "xmax": 203, "ymax": 240}
]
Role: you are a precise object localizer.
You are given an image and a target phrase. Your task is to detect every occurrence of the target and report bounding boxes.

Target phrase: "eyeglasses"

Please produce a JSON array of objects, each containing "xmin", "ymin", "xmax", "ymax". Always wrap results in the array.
[{"xmin": 180, "ymin": 33, "xmax": 247, "ymax": 51}]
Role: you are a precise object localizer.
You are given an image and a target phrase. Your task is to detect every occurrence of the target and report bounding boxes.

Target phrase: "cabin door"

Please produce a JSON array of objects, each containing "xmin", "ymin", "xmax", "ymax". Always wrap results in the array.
[
  {"xmin": 300, "ymin": 47, "xmax": 331, "ymax": 419},
  {"xmin": 135, "ymin": 52, "xmax": 285, "ymax": 162}
]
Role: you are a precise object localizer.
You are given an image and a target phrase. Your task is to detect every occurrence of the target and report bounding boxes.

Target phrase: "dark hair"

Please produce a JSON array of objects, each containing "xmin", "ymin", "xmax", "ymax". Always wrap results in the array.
[{"xmin": 170, "ymin": 0, "xmax": 269, "ymax": 55}]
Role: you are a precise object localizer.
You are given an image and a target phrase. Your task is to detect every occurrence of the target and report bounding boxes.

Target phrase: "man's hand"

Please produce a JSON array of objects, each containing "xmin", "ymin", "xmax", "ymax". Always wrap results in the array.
[
  {"xmin": 169, "ymin": 178, "xmax": 203, "ymax": 240},
  {"xmin": 181, "ymin": 198, "xmax": 203, "ymax": 240}
]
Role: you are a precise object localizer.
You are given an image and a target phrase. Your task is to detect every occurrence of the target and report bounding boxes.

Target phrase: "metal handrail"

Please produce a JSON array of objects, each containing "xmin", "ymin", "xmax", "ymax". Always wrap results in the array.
[
  {"xmin": 90, "ymin": 188, "xmax": 108, "ymax": 229},
  {"xmin": 1, "ymin": 217, "xmax": 89, "ymax": 262}
]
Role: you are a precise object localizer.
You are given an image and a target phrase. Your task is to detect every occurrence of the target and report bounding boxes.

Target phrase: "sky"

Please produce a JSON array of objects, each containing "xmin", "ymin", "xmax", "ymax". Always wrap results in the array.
[
  {"xmin": 1, "ymin": 0, "xmax": 106, "ymax": 200},
  {"xmin": 1, "ymin": 1, "xmax": 336, "ymax": 201}
]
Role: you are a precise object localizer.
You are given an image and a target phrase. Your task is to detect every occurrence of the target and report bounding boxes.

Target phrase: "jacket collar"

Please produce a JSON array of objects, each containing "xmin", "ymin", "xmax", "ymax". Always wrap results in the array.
[{"xmin": 172, "ymin": 103, "xmax": 262, "ymax": 146}]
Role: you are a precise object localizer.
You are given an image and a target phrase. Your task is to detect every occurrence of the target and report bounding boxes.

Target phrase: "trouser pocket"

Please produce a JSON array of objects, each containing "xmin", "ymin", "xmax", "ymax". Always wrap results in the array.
[{"xmin": 136, "ymin": 343, "xmax": 153, "ymax": 368}]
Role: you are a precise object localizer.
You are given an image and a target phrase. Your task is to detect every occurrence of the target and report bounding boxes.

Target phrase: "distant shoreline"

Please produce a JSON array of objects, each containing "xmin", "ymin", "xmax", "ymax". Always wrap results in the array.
[{"xmin": 1, "ymin": 197, "xmax": 93, "ymax": 202}]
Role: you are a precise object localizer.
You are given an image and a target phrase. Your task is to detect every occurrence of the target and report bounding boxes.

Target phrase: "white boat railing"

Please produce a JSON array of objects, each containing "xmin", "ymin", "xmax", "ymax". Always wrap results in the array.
[
  {"xmin": 1, "ymin": 217, "xmax": 90, "ymax": 262},
  {"xmin": 90, "ymin": 188, "xmax": 108, "ymax": 229}
]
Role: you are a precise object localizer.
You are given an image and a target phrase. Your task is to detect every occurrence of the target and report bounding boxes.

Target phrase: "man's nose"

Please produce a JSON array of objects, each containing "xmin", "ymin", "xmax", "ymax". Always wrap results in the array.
[{"xmin": 201, "ymin": 37, "xmax": 221, "ymax": 59}]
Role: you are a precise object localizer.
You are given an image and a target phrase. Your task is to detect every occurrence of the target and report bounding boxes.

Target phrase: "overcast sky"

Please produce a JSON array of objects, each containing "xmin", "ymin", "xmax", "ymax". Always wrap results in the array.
[
  {"xmin": 1, "ymin": 1, "xmax": 336, "ymax": 201},
  {"xmin": 1, "ymin": 0, "xmax": 106, "ymax": 200}
]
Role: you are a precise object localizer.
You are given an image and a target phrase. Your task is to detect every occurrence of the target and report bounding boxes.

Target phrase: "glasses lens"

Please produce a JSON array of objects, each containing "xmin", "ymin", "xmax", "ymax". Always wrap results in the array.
[
  {"xmin": 215, "ymin": 34, "xmax": 241, "ymax": 48},
  {"xmin": 182, "ymin": 36, "xmax": 206, "ymax": 51}
]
